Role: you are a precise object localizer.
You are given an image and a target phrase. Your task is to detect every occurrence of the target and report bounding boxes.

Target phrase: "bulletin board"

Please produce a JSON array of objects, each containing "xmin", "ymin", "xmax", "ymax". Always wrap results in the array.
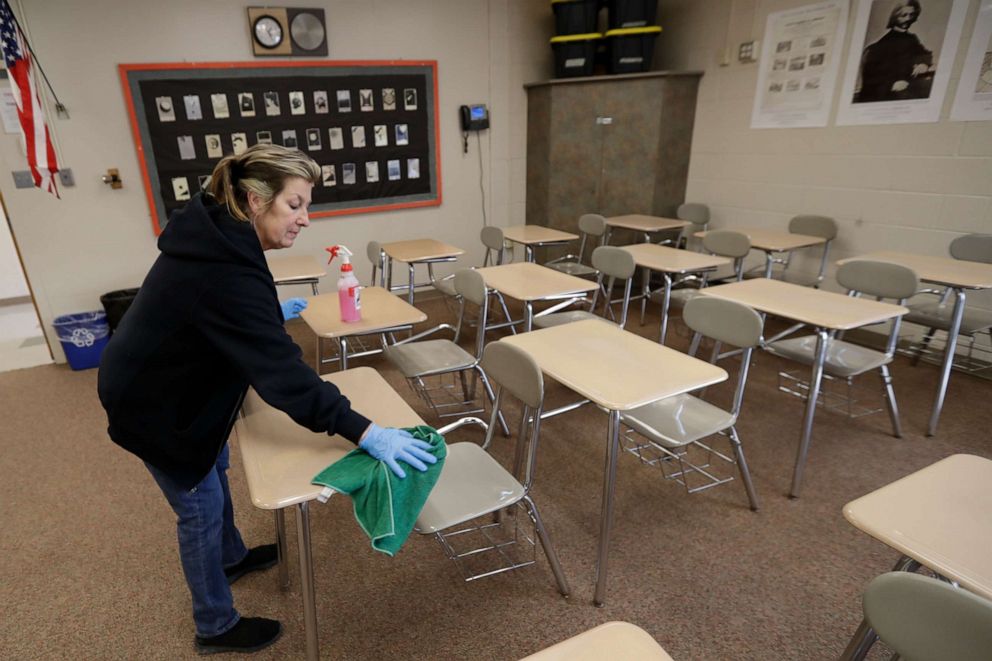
[{"xmin": 119, "ymin": 60, "xmax": 441, "ymax": 235}]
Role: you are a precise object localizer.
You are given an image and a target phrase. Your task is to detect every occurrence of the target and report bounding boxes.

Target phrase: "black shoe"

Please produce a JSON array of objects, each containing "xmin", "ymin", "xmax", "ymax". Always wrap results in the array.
[
  {"xmin": 195, "ymin": 617, "xmax": 282, "ymax": 655},
  {"xmin": 225, "ymin": 544, "xmax": 278, "ymax": 585}
]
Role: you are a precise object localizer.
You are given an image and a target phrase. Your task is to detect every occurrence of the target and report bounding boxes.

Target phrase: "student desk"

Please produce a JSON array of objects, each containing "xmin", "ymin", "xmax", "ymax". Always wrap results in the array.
[
  {"xmin": 502, "ymin": 319, "xmax": 727, "ymax": 606},
  {"xmin": 381, "ymin": 239, "xmax": 465, "ymax": 305},
  {"xmin": 696, "ymin": 227, "xmax": 826, "ymax": 278},
  {"xmin": 840, "ymin": 454, "xmax": 992, "ymax": 659},
  {"xmin": 837, "ymin": 251, "xmax": 992, "ymax": 437},
  {"xmin": 501, "ymin": 225, "xmax": 579, "ymax": 263},
  {"xmin": 620, "ymin": 243, "xmax": 731, "ymax": 344},
  {"xmin": 700, "ymin": 278, "xmax": 907, "ymax": 498},
  {"xmin": 233, "ymin": 367, "xmax": 425, "ymax": 661},
  {"xmin": 299, "ymin": 286, "xmax": 426, "ymax": 372},
  {"xmin": 267, "ymin": 254, "xmax": 326, "ymax": 295},
  {"xmin": 605, "ymin": 214, "xmax": 688, "ymax": 245},
  {"xmin": 477, "ymin": 262, "xmax": 599, "ymax": 332}
]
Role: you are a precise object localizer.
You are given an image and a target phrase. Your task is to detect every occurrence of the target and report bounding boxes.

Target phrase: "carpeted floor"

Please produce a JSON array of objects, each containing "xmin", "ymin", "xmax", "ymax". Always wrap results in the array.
[{"xmin": 1, "ymin": 295, "xmax": 988, "ymax": 660}]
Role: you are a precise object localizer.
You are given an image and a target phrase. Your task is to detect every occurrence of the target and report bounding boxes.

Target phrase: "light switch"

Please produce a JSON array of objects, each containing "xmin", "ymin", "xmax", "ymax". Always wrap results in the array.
[
  {"xmin": 58, "ymin": 168, "xmax": 75, "ymax": 187},
  {"xmin": 738, "ymin": 40, "xmax": 759, "ymax": 63}
]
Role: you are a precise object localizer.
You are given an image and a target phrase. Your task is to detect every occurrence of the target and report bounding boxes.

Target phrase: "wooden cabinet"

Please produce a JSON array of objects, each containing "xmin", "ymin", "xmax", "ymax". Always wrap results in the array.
[{"xmin": 525, "ymin": 71, "xmax": 702, "ymax": 254}]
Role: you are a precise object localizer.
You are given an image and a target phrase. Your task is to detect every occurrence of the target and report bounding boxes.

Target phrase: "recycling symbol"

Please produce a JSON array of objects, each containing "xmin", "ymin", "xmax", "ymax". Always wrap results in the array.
[{"xmin": 69, "ymin": 328, "xmax": 95, "ymax": 348}]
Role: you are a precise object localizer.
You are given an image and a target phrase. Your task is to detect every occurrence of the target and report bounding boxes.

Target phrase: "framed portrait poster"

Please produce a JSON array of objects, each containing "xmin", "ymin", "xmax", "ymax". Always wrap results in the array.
[
  {"xmin": 119, "ymin": 60, "xmax": 441, "ymax": 235},
  {"xmin": 835, "ymin": 0, "xmax": 969, "ymax": 126},
  {"xmin": 750, "ymin": 0, "xmax": 849, "ymax": 129},
  {"xmin": 950, "ymin": 0, "xmax": 992, "ymax": 121}
]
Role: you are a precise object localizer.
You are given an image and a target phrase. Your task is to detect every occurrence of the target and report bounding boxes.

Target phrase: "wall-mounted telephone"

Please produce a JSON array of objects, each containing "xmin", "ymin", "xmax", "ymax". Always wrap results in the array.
[{"xmin": 459, "ymin": 104, "xmax": 489, "ymax": 131}]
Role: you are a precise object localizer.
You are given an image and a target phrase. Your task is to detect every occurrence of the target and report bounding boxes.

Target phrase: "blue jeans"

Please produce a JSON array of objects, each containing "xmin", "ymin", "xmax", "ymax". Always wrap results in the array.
[{"xmin": 146, "ymin": 444, "xmax": 248, "ymax": 638}]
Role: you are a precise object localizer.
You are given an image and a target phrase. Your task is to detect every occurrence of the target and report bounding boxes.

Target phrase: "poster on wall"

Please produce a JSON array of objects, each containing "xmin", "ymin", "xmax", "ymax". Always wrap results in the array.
[
  {"xmin": 750, "ymin": 1, "xmax": 849, "ymax": 129},
  {"xmin": 836, "ymin": 0, "xmax": 969, "ymax": 126},
  {"xmin": 951, "ymin": 0, "xmax": 992, "ymax": 121},
  {"xmin": 120, "ymin": 61, "xmax": 441, "ymax": 235}
]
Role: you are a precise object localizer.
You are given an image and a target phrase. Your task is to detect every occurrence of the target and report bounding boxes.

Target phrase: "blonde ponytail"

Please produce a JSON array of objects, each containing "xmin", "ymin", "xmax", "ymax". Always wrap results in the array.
[{"xmin": 207, "ymin": 144, "xmax": 320, "ymax": 222}]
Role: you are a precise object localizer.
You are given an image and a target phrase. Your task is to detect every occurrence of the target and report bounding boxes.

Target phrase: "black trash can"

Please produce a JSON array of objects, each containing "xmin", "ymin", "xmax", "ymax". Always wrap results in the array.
[
  {"xmin": 551, "ymin": 0, "xmax": 600, "ymax": 35},
  {"xmin": 606, "ymin": 0, "xmax": 657, "ymax": 29},
  {"xmin": 100, "ymin": 288, "xmax": 139, "ymax": 333},
  {"xmin": 604, "ymin": 26, "xmax": 661, "ymax": 74},
  {"xmin": 550, "ymin": 33, "xmax": 602, "ymax": 78}
]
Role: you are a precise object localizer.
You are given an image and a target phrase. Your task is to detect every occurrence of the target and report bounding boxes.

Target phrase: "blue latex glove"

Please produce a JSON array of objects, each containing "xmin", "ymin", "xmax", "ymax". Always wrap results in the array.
[
  {"xmin": 359, "ymin": 423, "xmax": 438, "ymax": 479},
  {"xmin": 281, "ymin": 297, "xmax": 308, "ymax": 321}
]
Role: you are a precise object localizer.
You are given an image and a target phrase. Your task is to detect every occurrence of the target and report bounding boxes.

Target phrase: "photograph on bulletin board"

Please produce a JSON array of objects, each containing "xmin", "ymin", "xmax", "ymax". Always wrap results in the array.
[{"xmin": 119, "ymin": 61, "xmax": 441, "ymax": 235}]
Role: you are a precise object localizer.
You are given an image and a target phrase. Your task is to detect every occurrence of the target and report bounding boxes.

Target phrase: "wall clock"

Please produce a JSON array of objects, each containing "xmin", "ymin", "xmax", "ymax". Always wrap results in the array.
[
  {"xmin": 247, "ymin": 7, "xmax": 328, "ymax": 57},
  {"xmin": 253, "ymin": 15, "xmax": 283, "ymax": 49}
]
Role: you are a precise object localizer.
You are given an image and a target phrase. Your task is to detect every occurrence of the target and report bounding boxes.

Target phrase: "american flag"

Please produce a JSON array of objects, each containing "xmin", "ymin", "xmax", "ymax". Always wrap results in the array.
[{"xmin": 0, "ymin": 0, "xmax": 59, "ymax": 196}]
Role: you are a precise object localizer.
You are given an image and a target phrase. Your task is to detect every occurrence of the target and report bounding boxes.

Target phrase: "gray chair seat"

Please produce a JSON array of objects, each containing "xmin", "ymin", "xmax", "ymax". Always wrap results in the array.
[
  {"xmin": 904, "ymin": 301, "xmax": 992, "ymax": 334},
  {"xmin": 414, "ymin": 442, "xmax": 524, "ymax": 533},
  {"xmin": 546, "ymin": 261, "xmax": 598, "ymax": 277},
  {"xmin": 766, "ymin": 336, "xmax": 891, "ymax": 378},
  {"xmin": 533, "ymin": 310, "xmax": 609, "ymax": 329},
  {"xmin": 621, "ymin": 394, "xmax": 736, "ymax": 448},
  {"xmin": 431, "ymin": 276, "xmax": 458, "ymax": 297},
  {"xmin": 383, "ymin": 339, "xmax": 476, "ymax": 378}
]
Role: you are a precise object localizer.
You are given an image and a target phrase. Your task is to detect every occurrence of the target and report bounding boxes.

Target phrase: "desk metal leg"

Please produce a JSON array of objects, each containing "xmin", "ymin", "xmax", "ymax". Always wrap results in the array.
[
  {"xmin": 274, "ymin": 509, "xmax": 289, "ymax": 590},
  {"xmin": 790, "ymin": 329, "xmax": 828, "ymax": 498},
  {"xmin": 407, "ymin": 263, "xmax": 416, "ymax": 305},
  {"xmin": 525, "ymin": 245, "xmax": 534, "ymax": 263},
  {"xmin": 386, "ymin": 257, "xmax": 394, "ymax": 294},
  {"xmin": 927, "ymin": 289, "xmax": 965, "ymax": 436},
  {"xmin": 295, "ymin": 502, "xmax": 319, "ymax": 661},
  {"xmin": 339, "ymin": 337, "xmax": 348, "ymax": 371},
  {"xmin": 658, "ymin": 274, "xmax": 673, "ymax": 345},
  {"xmin": 594, "ymin": 409, "xmax": 621, "ymax": 607},
  {"xmin": 525, "ymin": 302, "xmax": 534, "ymax": 332},
  {"xmin": 639, "ymin": 269, "xmax": 650, "ymax": 325},
  {"xmin": 763, "ymin": 252, "xmax": 774, "ymax": 278},
  {"xmin": 310, "ymin": 282, "xmax": 319, "ymax": 295},
  {"xmin": 314, "ymin": 337, "xmax": 321, "ymax": 373}
]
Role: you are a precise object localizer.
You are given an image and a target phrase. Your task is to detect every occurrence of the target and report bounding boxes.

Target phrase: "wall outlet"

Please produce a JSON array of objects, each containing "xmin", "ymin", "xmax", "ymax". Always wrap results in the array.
[
  {"xmin": 738, "ymin": 40, "xmax": 759, "ymax": 63},
  {"xmin": 58, "ymin": 168, "xmax": 75, "ymax": 187}
]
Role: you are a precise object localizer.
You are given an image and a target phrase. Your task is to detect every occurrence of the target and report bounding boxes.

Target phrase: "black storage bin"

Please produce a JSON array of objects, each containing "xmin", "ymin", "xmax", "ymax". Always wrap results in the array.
[
  {"xmin": 550, "ymin": 33, "xmax": 602, "ymax": 78},
  {"xmin": 100, "ymin": 287, "xmax": 139, "ymax": 333},
  {"xmin": 604, "ymin": 26, "xmax": 661, "ymax": 74},
  {"xmin": 606, "ymin": 0, "xmax": 657, "ymax": 29},
  {"xmin": 551, "ymin": 0, "xmax": 600, "ymax": 35}
]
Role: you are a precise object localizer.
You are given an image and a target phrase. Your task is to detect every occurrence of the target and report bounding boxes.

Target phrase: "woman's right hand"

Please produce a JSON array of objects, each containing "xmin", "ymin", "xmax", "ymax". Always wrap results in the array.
[{"xmin": 358, "ymin": 424, "xmax": 437, "ymax": 478}]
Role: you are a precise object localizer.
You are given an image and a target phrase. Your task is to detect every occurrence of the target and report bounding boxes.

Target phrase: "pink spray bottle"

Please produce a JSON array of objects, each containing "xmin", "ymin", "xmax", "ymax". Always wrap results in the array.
[{"xmin": 326, "ymin": 245, "xmax": 362, "ymax": 322}]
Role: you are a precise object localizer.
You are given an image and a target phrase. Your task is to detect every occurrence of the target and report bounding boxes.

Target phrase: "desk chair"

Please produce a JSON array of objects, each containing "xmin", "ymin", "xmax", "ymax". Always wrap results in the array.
[
  {"xmin": 657, "ymin": 202, "xmax": 710, "ymax": 250},
  {"xmin": 620, "ymin": 296, "xmax": 762, "ymax": 510},
  {"xmin": 415, "ymin": 341, "xmax": 570, "ymax": 595},
  {"xmin": 765, "ymin": 260, "xmax": 917, "ymax": 437},
  {"xmin": 520, "ymin": 622, "xmax": 674, "ymax": 661},
  {"xmin": 534, "ymin": 246, "xmax": 635, "ymax": 329},
  {"xmin": 646, "ymin": 230, "xmax": 751, "ymax": 334},
  {"xmin": 907, "ymin": 233, "xmax": 992, "ymax": 372},
  {"xmin": 747, "ymin": 215, "xmax": 838, "ymax": 287},
  {"xmin": 843, "ymin": 572, "xmax": 992, "ymax": 661},
  {"xmin": 367, "ymin": 240, "xmax": 385, "ymax": 287},
  {"xmin": 385, "ymin": 268, "xmax": 509, "ymax": 435},
  {"xmin": 432, "ymin": 228, "xmax": 516, "ymax": 332},
  {"xmin": 544, "ymin": 213, "xmax": 608, "ymax": 277}
]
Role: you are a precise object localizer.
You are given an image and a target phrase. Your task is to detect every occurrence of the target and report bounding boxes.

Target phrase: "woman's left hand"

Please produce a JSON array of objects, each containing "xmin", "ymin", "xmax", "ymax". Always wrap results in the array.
[{"xmin": 280, "ymin": 297, "xmax": 308, "ymax": 321}]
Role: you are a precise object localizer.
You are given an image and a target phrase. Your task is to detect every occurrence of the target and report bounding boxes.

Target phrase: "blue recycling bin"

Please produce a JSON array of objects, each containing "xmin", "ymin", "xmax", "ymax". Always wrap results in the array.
[{"xmin": 53, "ymin": 311, "xmax": 110, "ymax": 370}]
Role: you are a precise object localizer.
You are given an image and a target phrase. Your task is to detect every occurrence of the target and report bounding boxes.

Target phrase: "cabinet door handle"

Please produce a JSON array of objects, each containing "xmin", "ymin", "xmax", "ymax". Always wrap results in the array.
[{"xmin": 596, "ymin": 116, "xmax": 613, "ymax": 125}]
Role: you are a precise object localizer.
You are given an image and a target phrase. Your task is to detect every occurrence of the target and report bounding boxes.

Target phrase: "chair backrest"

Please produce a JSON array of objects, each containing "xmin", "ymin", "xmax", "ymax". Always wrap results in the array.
[
  {"xmin": 591, "ymin": 246, "xmax": 636, "ymax": 280},
  {"xmin": 677, "ymin": 203, "xmax": 710, "ymax": 227},
  {"xmin": 683, "ymin": 296, "xmax": 764, "ymax": 416},
  {"xmin": 480, "ymin": 226, "xmax": 504, "ymax": 252},
  {"xmin": 453, "ymin": 268, "xmax": 487, "ymax": 307},
  {"xmin": 836, "ymin": 260, "xmax": 918, "ymax": 300},
  {"xmin": 683, "ymin": 297, "xmax": 763, "ymax": 349},
  {"xmin": 949, "ymin": 233, "xmax": 992, "ymax": 264},
  {"xmin": 366, "ymin": 240, "xmax": 382, "ymax": 286},
  {"xmin": 702, "ymin": 230, "xmax": 751, "ymax": 259},
  {"xmin": 789, "ymin": 214, "xmax": 837, "ymax": 240},
  {"xmin": 863, "ymin": 572, "xmax": 992, "ymax": 661},
  {"xmin": 481, "ymin": 341, "xmax": 544, "ymax": 409},
  {"xmin": 578, "ymin": 213, "xmax": 608, "ymax": 237}
]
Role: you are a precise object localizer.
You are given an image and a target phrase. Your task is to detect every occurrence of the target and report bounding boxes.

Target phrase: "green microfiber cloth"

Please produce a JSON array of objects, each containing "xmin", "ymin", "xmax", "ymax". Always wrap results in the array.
[{"xmin": 311, "ymin": 426, "xmax": 447, "ymax": 557}]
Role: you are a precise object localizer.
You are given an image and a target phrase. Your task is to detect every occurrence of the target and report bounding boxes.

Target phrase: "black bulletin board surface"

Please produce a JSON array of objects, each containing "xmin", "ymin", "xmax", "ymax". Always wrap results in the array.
[{"xmin": 120, "ymin": 61, "xmax": 441, "ymax": 235}]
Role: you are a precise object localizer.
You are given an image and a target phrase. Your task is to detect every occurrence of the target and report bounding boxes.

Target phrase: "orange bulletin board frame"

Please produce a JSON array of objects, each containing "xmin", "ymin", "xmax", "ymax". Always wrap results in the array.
[{"xmin": 120, "ymin": 60, "xmax": 442, "ymax": 235}]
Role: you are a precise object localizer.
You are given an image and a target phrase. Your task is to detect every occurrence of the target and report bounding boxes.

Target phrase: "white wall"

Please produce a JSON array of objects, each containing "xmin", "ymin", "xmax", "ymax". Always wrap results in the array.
[
  {"xmin": 656, "ymin": 0, "xmax": 992, "ymax": 322},
  {"xmin": 2, "ymin": 0, "xmax": 552, "ymax": 361}
]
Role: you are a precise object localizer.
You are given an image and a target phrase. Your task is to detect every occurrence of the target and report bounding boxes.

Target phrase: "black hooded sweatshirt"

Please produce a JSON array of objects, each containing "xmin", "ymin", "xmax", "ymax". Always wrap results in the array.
[{"xmin": 97, "ymin": 193, "xmax": 370, "ymax": 489}]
